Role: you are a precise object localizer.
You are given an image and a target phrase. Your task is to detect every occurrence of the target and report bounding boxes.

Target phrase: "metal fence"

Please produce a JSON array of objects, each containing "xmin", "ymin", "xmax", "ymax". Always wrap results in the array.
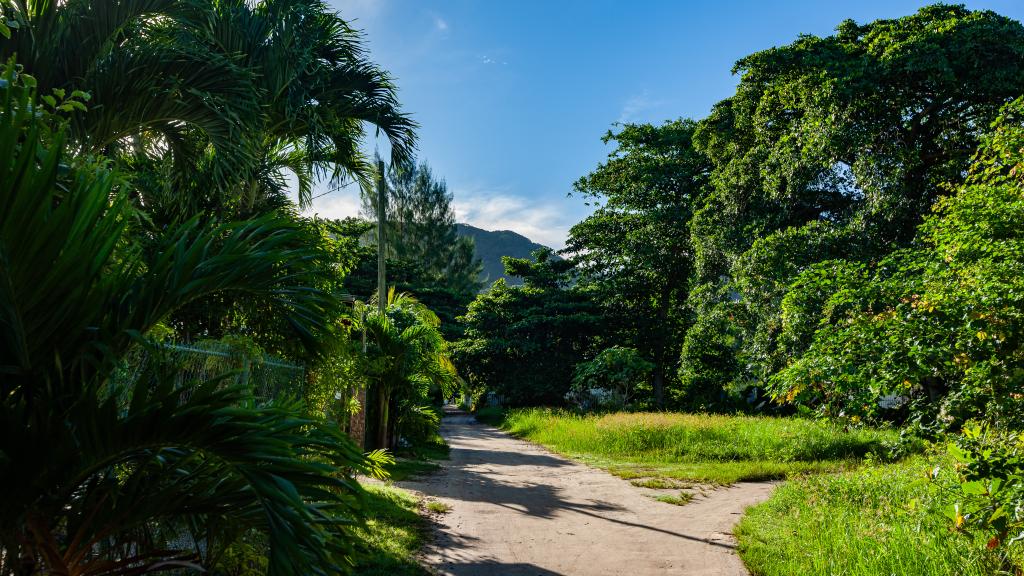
[{"xmin": 110, "ymin": 341, "xmax": 306, "ymax": 405}]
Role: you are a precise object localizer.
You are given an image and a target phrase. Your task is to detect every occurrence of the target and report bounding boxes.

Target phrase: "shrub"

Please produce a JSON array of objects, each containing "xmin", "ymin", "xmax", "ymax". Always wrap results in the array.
[{"xmin": 568, "ymin": 347, "xmax": 654, "ymax": 410}]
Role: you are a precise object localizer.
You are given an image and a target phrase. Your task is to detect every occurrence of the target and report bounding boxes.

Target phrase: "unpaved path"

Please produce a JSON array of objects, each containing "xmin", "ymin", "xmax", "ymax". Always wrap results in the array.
[{"xmin": 398, "ymin": 412, "xmax": 777, "ymax": 576}]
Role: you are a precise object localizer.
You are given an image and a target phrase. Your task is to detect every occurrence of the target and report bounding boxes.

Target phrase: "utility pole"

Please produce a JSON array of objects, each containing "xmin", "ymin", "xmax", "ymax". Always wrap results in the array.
[
  {"xmin": 350, "ymin": 161, "xmax": 388, "ymax": 451},
  {"xmin": 374, "ymin": 158, "xmax": 389, "ymax": 450},
  {"xmin": 376, "ymin": 158, "xmax": 387, "ymax": 313}
]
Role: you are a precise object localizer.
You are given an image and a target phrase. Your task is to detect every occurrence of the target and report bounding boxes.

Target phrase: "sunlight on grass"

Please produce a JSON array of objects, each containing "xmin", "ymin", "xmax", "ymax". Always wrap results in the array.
[
  {"xmin": 493, "ymin": 408, "xmax": 908, "ymax": 484},
  {"xmin": 353, "ymin": 485, "xmax": 431, "ymax": 576},
  {"xmin": 735, "ymin": 457, "xmax": 1018, "ymax": 576},
  {"xmin": 654, "ymin": 491, "xmax": 695, "ymax": 506},
  {"xmin": 383, "ymin": 434, "xmax": 450, "ymax": 481}
]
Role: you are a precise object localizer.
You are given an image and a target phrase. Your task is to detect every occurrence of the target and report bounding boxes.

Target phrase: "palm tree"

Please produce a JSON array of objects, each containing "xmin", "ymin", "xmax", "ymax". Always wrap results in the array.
[
  {"xmin": 0, "ymin": 0, "xmax": 417, "ymax": 211},
  {"xmin": 358, "ymin": 290, "xmax": 459, "ymax": 449},
  {"xmin": 0, "ymin": 61, "xmax": 380, "ymax": 576}
]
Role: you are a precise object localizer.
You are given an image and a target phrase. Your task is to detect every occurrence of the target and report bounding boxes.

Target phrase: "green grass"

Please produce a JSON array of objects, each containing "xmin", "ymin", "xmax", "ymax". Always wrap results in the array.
[
  {"xmin": 736, "ymin": 457, "xmax": 1017, "ymax": 576},
  {"xmin": 352, "ymin": 485, "xmax": 431, "ymax": 576},
  {"xmin": 493, "ymin": 408, "xmax": 906, "ymax": 484},
  {"xmin": 382, "ymin": 434, "xmax": 450, "ymax": 481},
  {"xmin": 355, "ymin": 432, "xmax": 450, "ymax": 575},
  {"xmin": 425, "ymin": 500, "xmax": 451, "ymax": 514},
  {"xmin": 653, "ymin": 491, "xmax": 695, "ymax": 506},
  {"xmin": 630, "ymin": 477, "xmax": 691, "ymax": 489},
  {"xmin": 473, "ymin": 405, "xmax": 505, "ymax": 427}
]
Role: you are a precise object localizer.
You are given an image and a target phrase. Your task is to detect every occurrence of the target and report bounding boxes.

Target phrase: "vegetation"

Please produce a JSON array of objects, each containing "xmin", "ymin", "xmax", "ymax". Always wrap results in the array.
[
  {"xmin": 352, "ymin": 486, "xmax": 432, "ymax": 576},
  {"xmin": 454, "ymin": 249, "xmax": 601, "ymax": 405},
  {"xmin": 736, "ymin": 457, "xmax": 1021, "ymax": 576},
  {"xmin": 0, "ymin": 58, "xmax": 385, "ymax": 575},
  {"xmin": 8, "ymin": 0, "xmax": 1024, "ymax": 573},
  {"xmin": 0, "ymin": 0, "xmax": 458, "ymax": 573},
  {"xmin": 490, "ymin": 409, "xmax": 903, "ymax": 484},
  {"xmin": 358, "ymin": 290, "xmax": 459, "ymax": 450}
]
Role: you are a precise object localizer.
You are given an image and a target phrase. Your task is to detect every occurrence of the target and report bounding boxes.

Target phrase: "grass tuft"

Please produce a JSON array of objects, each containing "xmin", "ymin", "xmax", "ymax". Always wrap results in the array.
[
  {"xmin": 653, "ymin": 491, "xmax": 695, "ymax": 506},
  {"xmin": 630, "ymin": 477, "xmax": 691, "ymax": 489},
  {"xmin": 425, "ymin": 500, "xmax": 451, "ymax": 514}
]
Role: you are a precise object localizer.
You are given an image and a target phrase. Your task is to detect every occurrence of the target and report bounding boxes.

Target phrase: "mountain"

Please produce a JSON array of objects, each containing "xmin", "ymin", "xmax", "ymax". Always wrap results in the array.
[{"xmin": 455, "ymin": 223, "xmax": 553, "ymax": 287}]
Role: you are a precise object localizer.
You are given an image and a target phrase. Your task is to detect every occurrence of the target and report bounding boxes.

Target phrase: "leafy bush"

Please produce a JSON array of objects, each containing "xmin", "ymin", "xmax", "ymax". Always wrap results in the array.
[
  {"xmin": 769, "ymin": 98, "xmax": 1024, "ymax": 428},
  {"xmin": 395, "ymin": 405, "xmax": 441, "ymax": 446},
  {"xmin": 568, "ymin": 347, "xmax": 653, "ymax": 410},
  {"xmin": 934, "ymin": 426, "xmax": 1024, "ymax": 572}
]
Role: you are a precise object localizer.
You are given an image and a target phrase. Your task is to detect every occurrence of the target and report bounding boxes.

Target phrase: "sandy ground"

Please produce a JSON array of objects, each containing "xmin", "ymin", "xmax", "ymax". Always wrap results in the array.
[{"xmin": 397, "ymin": 412, "xmax": 777, "ymax": 576}]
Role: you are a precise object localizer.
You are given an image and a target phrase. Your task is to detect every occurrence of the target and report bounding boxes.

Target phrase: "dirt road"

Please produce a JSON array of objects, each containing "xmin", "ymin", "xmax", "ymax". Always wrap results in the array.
[{"xmin": 399, "ymin": 413, "xmax": 776, "ymax": 576}]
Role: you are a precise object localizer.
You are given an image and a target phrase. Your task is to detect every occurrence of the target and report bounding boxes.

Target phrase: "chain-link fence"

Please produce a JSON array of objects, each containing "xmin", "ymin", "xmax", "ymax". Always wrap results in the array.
[{"xmin": 110, "ymin": 341, "xmax": 306, "ymax": 405}]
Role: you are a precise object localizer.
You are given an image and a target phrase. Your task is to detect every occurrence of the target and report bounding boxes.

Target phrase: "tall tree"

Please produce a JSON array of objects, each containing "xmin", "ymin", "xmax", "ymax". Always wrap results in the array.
[
  {"xmin": 361, "ymin": 157, "xmax": 483, "ymax": 297},
  {"xmin": 454, "ymin": 249, "xmax": 600, "ymax": 406},
  {"xmin": 566, "ymin": 120, "xmax": 710, "ymax": 408},
  {"xmin": 0, "ymin": 0, "xmax": 417, "ymax": 215},
  {"xmin": 0, "ymin": 68, "xmax": 378, "ymax": 576},
  {"xmin": 686, "ymin": 4, "xmax": 1024, "ymax": 397},
  {"xmin": 769, "ymin": 97, "xmax": 1024, "ymax": 428}
]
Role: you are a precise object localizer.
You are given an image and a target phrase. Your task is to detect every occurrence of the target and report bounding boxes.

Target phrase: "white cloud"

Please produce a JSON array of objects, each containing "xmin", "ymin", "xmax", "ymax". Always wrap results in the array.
[
  {"xmin": 451, "ymin": 188, "xmax": 585, "ymax": 250},
  {"xmin": 433, "ymin": 15, "xmax": 448, "ymax": 31},
  {"xmin": 618, "ymin": 90, "xmax": 663, "ymax": 124},
  {"xmin": 301, "ymin": 182, "xmax": 364, "ymax": 221},
  {"xmin": 295, "ymin": 180, "xmax": 587, "ymax": 250}
]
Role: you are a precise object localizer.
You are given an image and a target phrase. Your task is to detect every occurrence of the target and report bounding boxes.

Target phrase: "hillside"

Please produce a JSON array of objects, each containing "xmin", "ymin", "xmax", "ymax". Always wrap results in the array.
[{"xmin": 455, "ymin": 223, "xmax": 553, "ymax": 287}]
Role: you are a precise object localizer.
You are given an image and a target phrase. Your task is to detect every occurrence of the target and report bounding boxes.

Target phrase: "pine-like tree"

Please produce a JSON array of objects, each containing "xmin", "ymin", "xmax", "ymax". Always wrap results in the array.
[{"xmin": 361, "ymin": 156, "xmax": 483, "ymax": 296}]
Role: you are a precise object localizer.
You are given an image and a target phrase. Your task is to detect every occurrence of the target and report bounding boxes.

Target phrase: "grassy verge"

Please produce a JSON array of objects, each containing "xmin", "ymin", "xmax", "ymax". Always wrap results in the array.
[
  {"xmin": 382, "ymin": 433, "xmax": 450, "ymax": 481},
  {"xmin": 736, "ymin": 456, "xmax": 1017, "ymax": 576},
  {"xmin": 486, "ymin": 407, "xmax": 906, "ymax": 484},
  {"xmin": 352, "ymin": 485, "xmax": 432, "ymax": 576},
  {"xmin": 355, "ymin": 426, "xmax": 450, "ymax": 574}
]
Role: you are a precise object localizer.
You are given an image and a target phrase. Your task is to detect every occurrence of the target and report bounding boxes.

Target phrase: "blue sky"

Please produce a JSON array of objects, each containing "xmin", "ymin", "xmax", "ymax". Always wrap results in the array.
[{"xmin": 305, "ymin": 0, "xmax": 1024, "ymax": 248}]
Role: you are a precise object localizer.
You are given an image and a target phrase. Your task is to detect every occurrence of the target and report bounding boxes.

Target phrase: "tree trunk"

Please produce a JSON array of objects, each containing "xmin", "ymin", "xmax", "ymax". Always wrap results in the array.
[{"xmin": 376, "ymin": 386, "xmax": 389, "ymax": 450}]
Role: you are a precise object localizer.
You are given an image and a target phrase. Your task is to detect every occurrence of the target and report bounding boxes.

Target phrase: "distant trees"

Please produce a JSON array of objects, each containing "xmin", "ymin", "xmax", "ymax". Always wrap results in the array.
[
  {"xmin": 351, "ymin": 158, "xmax": 483, "ymax": 340},
  {"xmin": 454, "ymin": 249, "xmax": 600, "ymax": 406}
]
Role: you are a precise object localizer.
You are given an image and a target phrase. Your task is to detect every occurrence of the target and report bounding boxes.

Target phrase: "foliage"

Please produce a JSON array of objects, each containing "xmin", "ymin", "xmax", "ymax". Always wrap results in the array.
[
  {"xmin": 685, "ymin": 4, "xmax": 1024, "ymax": 403},
  {"xmin": 0, "ymin": 0, "xmax": 416, "ymax": 211},
  {"xmin": 676, "ymin": 304, "xmax": 744, "ymax": 409},
  {"xmin": 351, "ymin": 486, "xmax": 432, "ymax": 576},
  {"xmin": 769, "ymin": 97, "xmax": 1024, "ymax": 427},
  {"xmin": 568, "ymin": 347, "xmax": 654, "ymax": 410},
  {"xmin": 736, "ymin": 457, "xmax": 1007, "ymax": 576},
  {"xmin": 0, "ymin": 65, "xmax": 380, "ymax": 575},
  {"xmin": 362, "ymin": 157, "xmax": 483, "ymax": 297},
  {"xmin": 358, "ymin": 290, "xmax": 459, "ymax": 449},
  {"xmin": 935, "ymin": 426, "xmax": 1024, "ymax": 571},
  {"xmin": 454, "ymin": 249, "xmax": 601, "ymax": 406},
  {"xmin": 495, "ymin": 408, "xmax": 904, "ymax": 484},
  {"xmin": 567, "ymin": 120, "xmax": 710, "ymax": 407}
]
